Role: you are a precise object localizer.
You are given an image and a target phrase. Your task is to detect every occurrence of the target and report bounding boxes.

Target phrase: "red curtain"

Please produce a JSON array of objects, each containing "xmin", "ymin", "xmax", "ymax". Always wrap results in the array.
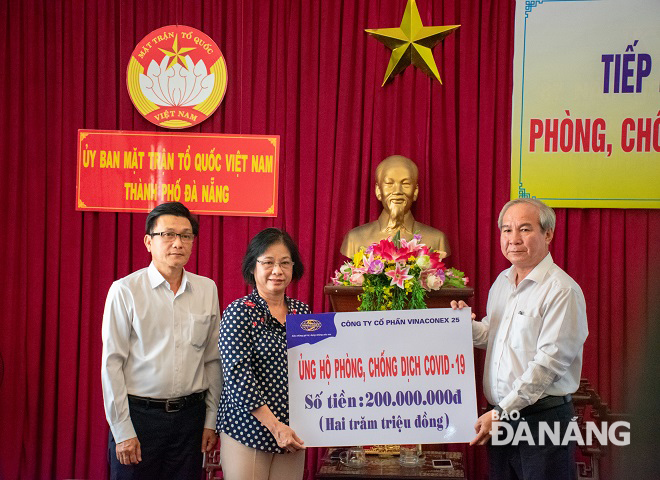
[{"xmin": 1, "ymin": 0, "xmax": 657, "ymax": 479}]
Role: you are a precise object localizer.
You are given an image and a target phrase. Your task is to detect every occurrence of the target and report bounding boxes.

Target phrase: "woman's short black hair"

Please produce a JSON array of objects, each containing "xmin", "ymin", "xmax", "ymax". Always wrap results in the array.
[
  {"xmin": 242, "ymin": 228, "xmax": 304, "ymax": 286},
  {"xmin": 145, "ymin": 202, "xmax": 199, "ymax": 236}
]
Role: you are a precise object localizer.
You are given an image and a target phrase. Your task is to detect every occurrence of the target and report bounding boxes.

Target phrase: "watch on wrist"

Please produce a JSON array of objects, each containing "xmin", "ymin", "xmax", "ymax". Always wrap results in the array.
[{"xmin": 493, "ymin": 404, "xmax": 504, "ymax": 419}]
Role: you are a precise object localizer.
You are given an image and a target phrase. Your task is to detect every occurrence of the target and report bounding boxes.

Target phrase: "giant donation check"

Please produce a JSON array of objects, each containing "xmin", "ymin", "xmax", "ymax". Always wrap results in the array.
[{"xmin": 286, "ymin": 308, "xmax": 478, "ymax": 446}]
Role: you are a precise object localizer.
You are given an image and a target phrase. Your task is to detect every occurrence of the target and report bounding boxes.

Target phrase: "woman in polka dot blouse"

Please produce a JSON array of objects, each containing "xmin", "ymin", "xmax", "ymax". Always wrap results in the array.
[{"xmin": 216, "ymin": 228, "xmax": 310, "ymax": 480}]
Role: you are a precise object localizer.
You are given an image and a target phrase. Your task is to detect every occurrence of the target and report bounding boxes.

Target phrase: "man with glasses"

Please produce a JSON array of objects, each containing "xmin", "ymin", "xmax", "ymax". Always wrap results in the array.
[{"xmin": 101, "ymin": 202, "xmax": 222, "ymax": 479}]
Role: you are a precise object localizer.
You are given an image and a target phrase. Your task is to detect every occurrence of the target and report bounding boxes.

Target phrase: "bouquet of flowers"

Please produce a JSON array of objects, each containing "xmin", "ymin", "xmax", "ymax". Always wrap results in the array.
[{"xmin": 331, "ymin": 232, "xmax": 469, "ymax": 311}]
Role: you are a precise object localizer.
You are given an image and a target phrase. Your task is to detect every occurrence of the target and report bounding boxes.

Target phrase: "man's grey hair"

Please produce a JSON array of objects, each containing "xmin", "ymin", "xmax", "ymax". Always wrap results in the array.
[{"xmin": 497, "ymin": 198, "xmax": 556, "ymax": 232}]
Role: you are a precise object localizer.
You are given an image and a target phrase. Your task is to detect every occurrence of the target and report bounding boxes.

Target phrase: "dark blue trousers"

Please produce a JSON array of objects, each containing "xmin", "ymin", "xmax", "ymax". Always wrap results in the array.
[
  {"xmin": 488, "ymin": 402, "xmax": 577, "ymax": 480},
  {"xmin": 108, "ymin": 400, "xmax": 205, "ymax": 480}
]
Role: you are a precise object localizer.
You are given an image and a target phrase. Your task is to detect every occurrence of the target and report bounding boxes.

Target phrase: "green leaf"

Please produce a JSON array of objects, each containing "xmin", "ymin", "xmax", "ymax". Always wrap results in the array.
[{"xmin": 391, "ymin": 230, "xmax": 401, "ymax": 248}]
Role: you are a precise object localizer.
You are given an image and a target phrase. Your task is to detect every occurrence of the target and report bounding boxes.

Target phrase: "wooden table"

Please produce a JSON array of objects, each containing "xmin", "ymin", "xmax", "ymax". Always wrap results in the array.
[
  {"xmin": 316, "ymin": 450, "xmax": 466, "ymax": 479},
  {"xmin": 323, "ymin": 285, "xmax": 474, "ymax": 312}
]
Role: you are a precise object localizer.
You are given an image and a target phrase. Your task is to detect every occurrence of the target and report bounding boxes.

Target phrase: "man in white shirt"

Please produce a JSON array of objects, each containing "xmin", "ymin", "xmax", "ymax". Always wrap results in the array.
[
  {"xmin": 453, "ymin": 198, "xmax": 588, "ymax": 480},
  {"xmin": 101, "ymin": 202, "xmax": 221, "ymax": 479}
]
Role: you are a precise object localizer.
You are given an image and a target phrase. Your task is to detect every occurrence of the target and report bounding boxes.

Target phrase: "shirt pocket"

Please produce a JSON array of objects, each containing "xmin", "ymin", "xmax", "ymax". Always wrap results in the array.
[
  {"xmin": 510, "ymin": 312, "xmax": 543, "ymax": 351},
  {"xmin": 190, "ymin": 314, "xmax": 211, "ymax": 349}
]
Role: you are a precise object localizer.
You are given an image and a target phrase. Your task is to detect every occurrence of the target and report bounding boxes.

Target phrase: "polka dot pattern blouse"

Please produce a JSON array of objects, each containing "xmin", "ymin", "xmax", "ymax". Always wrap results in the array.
[{"xmin": 216, "ymin": 290, "xmax": 310, "ymax": 453}]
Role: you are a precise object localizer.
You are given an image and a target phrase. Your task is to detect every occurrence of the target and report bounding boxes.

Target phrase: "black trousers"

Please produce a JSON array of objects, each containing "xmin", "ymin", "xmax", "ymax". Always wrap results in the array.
[
  {"xmin": 108, "ymin": 399, "xmax": 206, "ymax": 480},
  {"xmin": 488, "ymin": 402, "xmax": 577, "ymax": 480}
]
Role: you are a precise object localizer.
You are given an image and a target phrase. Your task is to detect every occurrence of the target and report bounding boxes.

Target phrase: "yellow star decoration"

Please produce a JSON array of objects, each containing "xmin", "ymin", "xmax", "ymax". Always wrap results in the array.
[
  {"xmin": 158, "ymin": 35, "xmax": 196, "ymax": 70},
  {"xmin": 365, "ymin": 0, "xmax": 459, "ymax": 86}
]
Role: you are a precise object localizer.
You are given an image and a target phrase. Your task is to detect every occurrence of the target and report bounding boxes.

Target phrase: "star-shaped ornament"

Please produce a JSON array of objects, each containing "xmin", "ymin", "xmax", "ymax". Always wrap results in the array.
[
  {"xmin": 158, "ymin": 35, "xmax": 196, "ymax": 70},
  {"xmin": 366, "ymin": 0, "xmax": 459, "ymax": 86}
]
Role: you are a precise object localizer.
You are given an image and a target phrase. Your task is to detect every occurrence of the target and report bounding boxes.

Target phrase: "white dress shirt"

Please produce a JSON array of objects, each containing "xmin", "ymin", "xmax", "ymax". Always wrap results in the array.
[
  {"xmin": 101, "ymin": 263, "xmax": 222, "ymax": 443},
  {"xmin": 472, "ymin": 253, "xmax": 588, "ymax": 413}
]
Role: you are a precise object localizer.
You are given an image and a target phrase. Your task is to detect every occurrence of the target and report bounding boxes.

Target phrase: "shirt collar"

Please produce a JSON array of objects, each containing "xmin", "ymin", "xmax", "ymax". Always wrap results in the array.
[
  {"xmin": 147, "ymin": 262, "xmax": 191, "ymax": 292},
  {"xmin": 377, "ymin": 210, "xmax": 416, "ymax": 234},
  {"xmin": 506, "ymin": 252, "xmax": 553, "ymax": 285},
  {"xmin": 249, "ymin": 289, "xmax": 292, "ymax": 312}
]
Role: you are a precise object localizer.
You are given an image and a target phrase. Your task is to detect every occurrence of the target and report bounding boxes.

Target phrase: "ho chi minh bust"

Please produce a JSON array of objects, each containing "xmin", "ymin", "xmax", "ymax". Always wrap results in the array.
[{"xmin": 340, "ymin": 155, "xmax": 450, "ymax": 258}]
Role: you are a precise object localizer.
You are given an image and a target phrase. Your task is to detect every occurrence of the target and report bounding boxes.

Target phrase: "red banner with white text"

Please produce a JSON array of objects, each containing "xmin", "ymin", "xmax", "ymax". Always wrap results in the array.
[{"xmin": 76, "ymin": 129, "xmax": 278, "ymax": 216}]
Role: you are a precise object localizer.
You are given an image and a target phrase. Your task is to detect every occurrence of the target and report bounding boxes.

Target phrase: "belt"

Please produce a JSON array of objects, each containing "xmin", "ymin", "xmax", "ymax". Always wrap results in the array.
[
  {"xmin": 128, "ymin": 391, "xmax": 206, "ymax": 413},
  {"xmin": 489, "ymin": 395, "xmax": 572, "ymax": 418},
  {"xmin": 520, "ymin": 394, "xmax": 572, "ymax": 416}
]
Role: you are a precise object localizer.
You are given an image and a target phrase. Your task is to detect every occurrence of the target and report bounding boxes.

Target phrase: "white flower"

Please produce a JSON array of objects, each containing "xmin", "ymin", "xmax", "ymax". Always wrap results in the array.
[
  {"xmin": 425, "ymin": 274, "xmax": 444, "ymax": 290},
  {"xmin": 139, "ymin": 55, "xmax": 215, "ymax": 107},
  {"xmin": 415, "ymin": 255, "xmax": 430, "ymax": 269}
]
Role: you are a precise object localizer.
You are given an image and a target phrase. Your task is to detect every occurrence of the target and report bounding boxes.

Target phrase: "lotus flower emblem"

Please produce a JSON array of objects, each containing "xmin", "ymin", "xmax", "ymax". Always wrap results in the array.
[{"xmin": 139, "ymin": 55, "xmax": 215, "ymax": 107}]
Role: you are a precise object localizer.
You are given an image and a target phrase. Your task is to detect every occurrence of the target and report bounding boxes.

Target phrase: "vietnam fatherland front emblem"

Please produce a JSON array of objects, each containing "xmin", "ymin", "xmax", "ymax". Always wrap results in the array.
[{"xmin": 127, "ymin": 25, "xmax": 228, "ymax": 129}]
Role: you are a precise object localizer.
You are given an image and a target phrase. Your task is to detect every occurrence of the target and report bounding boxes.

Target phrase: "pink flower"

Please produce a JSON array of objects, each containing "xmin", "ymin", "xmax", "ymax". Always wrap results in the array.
[
  {"xmin": 463, "ymin": 276, "xmax": 469, "ymax": 285},
  {"xmin": 371, "ymin": 239, "xmax": 405, "ymax": 262},
  {"xmin": 364, "ymin": 253, "xmax": 384, "ymax": 274},
  {"xmin": 428, "ymin": 251, "xmax": 446, "ymax": 271},
  {"xmin": 420, "ymin": 268, "xmax": 445, "ymax": 291},
  {"xmin": 402, "ymin": 237, "xmax": 429, "ymax": 259},
  {"xmin": 399, "ymin": 237, "xmax": 422, "ymax": 256},
  {"xmin": 371, "ymin": 239, "xmax": 412, "ymax": 263},
  {"xmin": 349, "ymin": 272, "xmax": 364, "ymax": 286},
  {"xmin": 385, "ymin": 263, "xmax": 413, "ymax": 289},
  {"xmin": 331, "ymin": 271, "xmax": 342, "ymax": 285}
]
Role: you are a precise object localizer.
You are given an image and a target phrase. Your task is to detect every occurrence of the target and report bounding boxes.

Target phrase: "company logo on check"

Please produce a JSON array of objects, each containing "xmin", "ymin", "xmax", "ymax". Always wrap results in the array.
[{"xmin": 300, "ymin": 319, "xmax": 322, "ymax": 332}]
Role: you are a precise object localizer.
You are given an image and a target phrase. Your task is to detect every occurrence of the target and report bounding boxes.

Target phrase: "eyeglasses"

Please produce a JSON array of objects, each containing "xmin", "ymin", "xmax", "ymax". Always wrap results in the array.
[
  {"xmin": 256, "ymin": 259, "xmax": 295, "ymax": 270},
  {"xmin": 150, "ymin": 231, "xmax": 195, "ymax": 243}
]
